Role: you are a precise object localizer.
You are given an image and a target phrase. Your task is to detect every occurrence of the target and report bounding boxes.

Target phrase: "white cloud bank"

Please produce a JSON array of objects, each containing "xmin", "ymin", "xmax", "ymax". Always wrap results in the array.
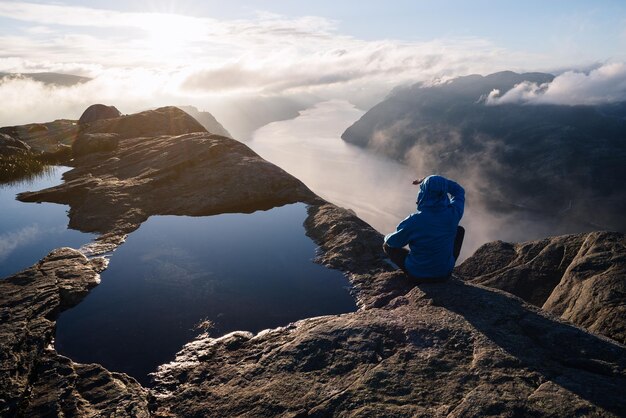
[
  {"xmin": 0, "ymin": 2, "xmax": 624, "ymax": 131},
  {"xmin": 0, "ymin": 2, "xmax": 534, "ymax": 127},
  {"xmin": 487, "ymin": 63, "xmax": 626, "ymax": 105}
]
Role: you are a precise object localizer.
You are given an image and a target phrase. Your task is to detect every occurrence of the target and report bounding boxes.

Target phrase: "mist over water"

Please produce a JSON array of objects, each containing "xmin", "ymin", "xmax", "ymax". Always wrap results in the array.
[
  {"xmin": 250, "ymin": 101, "xmax": 416, "ymax": 232},
  {"xmin": 248, "ymin": 100, "xmax": 595, "ymax": 261}
]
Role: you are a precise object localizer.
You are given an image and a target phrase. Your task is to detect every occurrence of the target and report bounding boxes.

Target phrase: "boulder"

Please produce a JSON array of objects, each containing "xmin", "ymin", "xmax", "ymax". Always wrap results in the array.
[
  {"xmin": 78, "ymin": 104, "xmax": 121, "ymax": 125},
  {"xmin": 39, "ymin": 143, "xmax": 72, "ymax": 163},
  {"xmin": 81, "ymin": 106, "xmax": 207, "ymax": 140},
  {"xmin": 0, "ymin": 133, "xmax": 31, "ymax": 156},
  {"xmin": 456, "ymin": 231, "xmax": 626, "ymax": 345},
  {"xmin": 72, "ymin": 133, "xmax": 120, "ymax": 157}
]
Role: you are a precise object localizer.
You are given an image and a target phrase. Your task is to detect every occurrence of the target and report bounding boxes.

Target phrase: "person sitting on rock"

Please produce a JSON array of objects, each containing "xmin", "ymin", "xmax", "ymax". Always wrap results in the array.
[{"xmin": 383, "ymin": 175, "xmax": 465, "ymax": 281}]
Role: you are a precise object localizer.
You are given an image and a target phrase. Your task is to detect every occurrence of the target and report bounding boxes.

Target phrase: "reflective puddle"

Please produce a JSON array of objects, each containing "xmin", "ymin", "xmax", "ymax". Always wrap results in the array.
[
  {"xmin": 55, "ymin": 203, "xmax": 356, "ymax": 385},
  {"xmin": 0, "ymin": 166, "xmax": 96, "ymax": 278}
]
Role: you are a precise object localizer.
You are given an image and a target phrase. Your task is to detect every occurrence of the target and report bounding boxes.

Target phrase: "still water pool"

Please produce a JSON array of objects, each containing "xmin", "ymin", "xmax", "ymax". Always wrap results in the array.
[
  {"xmin": 55, "ymin": 203, "xmax": 356, "ymax": 385},
  {"xmin": 0, "ymin": 166, "xmax": 95, "ymax": 278}
]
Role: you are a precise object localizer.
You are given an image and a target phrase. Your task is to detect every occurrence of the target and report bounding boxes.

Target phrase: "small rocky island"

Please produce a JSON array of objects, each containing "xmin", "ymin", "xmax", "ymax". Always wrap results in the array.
[{"xmin": 1, "ymin": 106, "xmax": 625, "ymax": 417}]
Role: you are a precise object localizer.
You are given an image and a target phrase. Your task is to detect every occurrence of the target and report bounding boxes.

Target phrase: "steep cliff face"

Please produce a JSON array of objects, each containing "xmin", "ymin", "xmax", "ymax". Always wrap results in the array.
[
  {"xmin": 456, "ymin": 231, "xmax": 626, "ymax": 346},
  {"xmin": 341, "ymin": 71, "xmax": 626, "ymax": 232},
  {"xmin": 1, "ymin": 107, "xmax": 625, "ymax": 417},
  {"xmin": 0, "ymin": 72, "xmax": 90, "ymax": 86}
]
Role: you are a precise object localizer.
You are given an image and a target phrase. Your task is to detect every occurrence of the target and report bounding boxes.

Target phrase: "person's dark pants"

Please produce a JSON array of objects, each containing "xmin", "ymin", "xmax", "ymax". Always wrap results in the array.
[{"xmin": 383, "ymin": 226, "xmax": 465, "ymax": 281}]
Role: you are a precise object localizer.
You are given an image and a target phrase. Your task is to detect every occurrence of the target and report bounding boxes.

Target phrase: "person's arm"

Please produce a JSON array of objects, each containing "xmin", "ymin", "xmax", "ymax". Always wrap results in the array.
[
  {"xmin": 447, "ymin": 179, "xmax": 465, "ymax": 220},
  {"xmin": 384, "ymin": 216, "xmax": 414, "ymax": 248}
]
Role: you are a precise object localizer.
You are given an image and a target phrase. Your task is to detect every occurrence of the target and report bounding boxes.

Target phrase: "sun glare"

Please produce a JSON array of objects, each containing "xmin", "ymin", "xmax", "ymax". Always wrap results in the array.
[{"xmin": 138, "ymin": 13, "xmax": 207, "ymax": 59}]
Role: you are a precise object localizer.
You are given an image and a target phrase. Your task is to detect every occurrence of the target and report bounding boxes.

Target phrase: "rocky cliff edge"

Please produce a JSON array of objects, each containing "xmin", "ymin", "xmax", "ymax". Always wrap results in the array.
[{"xmin": 1, "ymin": 107, "xmax": 625, "ymax": 417}]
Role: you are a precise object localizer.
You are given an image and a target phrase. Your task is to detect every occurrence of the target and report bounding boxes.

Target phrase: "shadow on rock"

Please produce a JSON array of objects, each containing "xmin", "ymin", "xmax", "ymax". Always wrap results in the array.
[{"xmin": 417, "ymin": 278, "xmax": 626, "ymax": 415}]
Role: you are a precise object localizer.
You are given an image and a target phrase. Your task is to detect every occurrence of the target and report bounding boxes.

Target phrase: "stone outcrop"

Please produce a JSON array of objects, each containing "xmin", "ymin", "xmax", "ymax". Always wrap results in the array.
[
  {"xmin": 79, "ymin": 106, "xmax": 206, "ymax": 140},
  {"xmin": 0, "ymin": 133, "xmax": 31, "ymax": 156},
  {"xmin": 0, "ymin": 120, "xmax": 79, "ymax": 154},
  {"xmin": 456, "ymin": 231, "xmax": 626, "ymax": 345},
  {"xmin": 78, "ymin": 104, "xmax": 121, "ymax": 125},
  {"xmin": 18, "ymin": 107, "xmax": 316, "ymax": 253},
  {"xmin": 0, "ymin": 133, "xmax": 47, "ymax": 182},
  {"xmin": 151, "ymin": 205, "xmax": 626, "ymax": 417},
  {"xmin": 0, "ymin": 248, "xmax": 149, "ymax": 416},
  {"xmin": 2, "ymin": 106, "xmax": 625, "ymax": 417},
  {"xmin": 71, "ymin": 133, "xmax": 120, "ymax": 157}
]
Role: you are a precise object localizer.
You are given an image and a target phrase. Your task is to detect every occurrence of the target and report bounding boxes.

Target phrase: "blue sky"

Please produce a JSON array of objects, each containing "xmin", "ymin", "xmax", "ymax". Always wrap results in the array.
[{"xmin": 11, "ymin": 1, "xmax": 625, "ymax": 53}]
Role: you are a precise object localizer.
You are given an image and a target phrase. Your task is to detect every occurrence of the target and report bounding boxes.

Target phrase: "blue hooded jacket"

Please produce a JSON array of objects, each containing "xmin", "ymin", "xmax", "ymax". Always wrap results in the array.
[{"xmin": 384, "ymin": 175, "xmax": 465, "ymax": 278}]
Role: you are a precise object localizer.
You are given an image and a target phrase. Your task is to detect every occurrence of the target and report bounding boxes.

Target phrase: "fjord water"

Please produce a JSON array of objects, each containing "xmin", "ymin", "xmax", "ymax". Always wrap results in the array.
[
  {"xmin": 55, "ymin": 203, "xmax": 355, "ymax": 385},
  {"xmin": 0, "ymin": 166, "xmax": 95, "ymax": 278},
  {"xmin": 247, "ymin": 100, "xmax": 595, "ymax": 262}
]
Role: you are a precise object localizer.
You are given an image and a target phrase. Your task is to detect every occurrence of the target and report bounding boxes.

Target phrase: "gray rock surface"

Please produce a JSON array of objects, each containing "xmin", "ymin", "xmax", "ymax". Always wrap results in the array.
[
  {"xmin": 0, "ymin": 119, "xmax": 79, "ymax": 154},
  {"xmin": 18, "ymin": 106, "xmax": 316, "ymax": 253},
  {"xmin": 2, "ymin": 106, "xmax": 625, "ymax": 417},
  {"xmin": 78, "ymin": 104, "xmax": 122, "ymax": 125},
  {"xmin": 151, "ymin": 204, "xmax": 626, "ymax": 417},
  {"xmin": 456, "ymin": 231, "xmax": 626, "ymax": 345},
  {"xmin": 0, "ymin": 133, "xmax": 31, "ymax": 156},
  {"xmin": 71, "ymin": 133, "xmax": 120, "ymax": 157},
  {"xmin": 27, "ymin": 124, "xmax": 48, "ymax": 133},
  {"xmin": 0, "ymin": 248, "xmax": 149, "ymax": 417},
  {"xmin": 79, "ymin": 106, "xmax": 206, "ymax": 140}
]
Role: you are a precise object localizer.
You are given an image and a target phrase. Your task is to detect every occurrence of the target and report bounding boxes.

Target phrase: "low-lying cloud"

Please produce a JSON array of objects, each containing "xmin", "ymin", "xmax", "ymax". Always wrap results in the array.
[
  {"xmin": 249, "ymin": 100, "xmax": 600, "ymax": 262},
  {"xmin": 2, "ymin": 2, "xmax": 625, "ymax": 140},
  {"xmin": 0, "ymin": 2, "xmax": 536, "ymax": 133},
  {"xmin": 487, "ymin": 62, "xmax": 626, "ymax": 105}
]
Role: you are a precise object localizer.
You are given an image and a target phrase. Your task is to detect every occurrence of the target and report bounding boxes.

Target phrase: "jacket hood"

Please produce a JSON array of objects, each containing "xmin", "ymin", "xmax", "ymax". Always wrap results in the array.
[{"xmin": 417, "ymin": 175, "xmax": 448, "ymax": 211}]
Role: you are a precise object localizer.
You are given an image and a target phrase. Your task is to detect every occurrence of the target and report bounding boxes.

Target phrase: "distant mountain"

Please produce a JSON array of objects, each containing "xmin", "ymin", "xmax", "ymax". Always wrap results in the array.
[
  {"xmin": 216, "ymin": 95, "xmax": 316, "ymax": 140},
  {"xmin": 342, "ymin": 71, "xmax": 626, "ymax": 231},
  {"xmin": 177, "ymin": 106, "xmax": 232, "ymax": 138},
  {"xmin": 0, "ymin": 72, "xmax": 90, "ymax": 86}
]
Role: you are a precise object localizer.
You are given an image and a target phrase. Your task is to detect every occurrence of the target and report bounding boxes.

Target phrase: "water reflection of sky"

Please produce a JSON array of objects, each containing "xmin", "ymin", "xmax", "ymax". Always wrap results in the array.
[
  {"xmin": 55, "ymin": 203, "xmax": 356, "ymax": 386},
  {"xmin": 0, "ymin": 167, "xmax": 95, "ymax": 278}
]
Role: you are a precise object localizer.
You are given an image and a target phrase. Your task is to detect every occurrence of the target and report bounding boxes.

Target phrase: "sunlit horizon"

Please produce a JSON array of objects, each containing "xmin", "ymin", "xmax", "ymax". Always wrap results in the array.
[{"xmin": 1, "ymin": 1, "xmax": 626, "ymax": 129}]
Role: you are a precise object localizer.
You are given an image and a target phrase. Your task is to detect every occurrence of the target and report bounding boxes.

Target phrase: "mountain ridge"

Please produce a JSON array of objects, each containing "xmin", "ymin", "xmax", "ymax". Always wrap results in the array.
[
  {"xmin": 341, "ymin": 71, "xmax": 626, "ymax": 232},
  {"xmin": 0, "ymin": 72, "xmax": 91, "ymax": 86}
]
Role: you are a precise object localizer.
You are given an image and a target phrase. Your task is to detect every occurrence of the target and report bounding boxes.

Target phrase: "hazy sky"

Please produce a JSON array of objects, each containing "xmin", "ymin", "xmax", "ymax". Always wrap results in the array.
[
  {"xmin": 2, "ymin": 1, "xmax": 624, "ymax": 72},
  {"xmin": 79, "ymin": 0, "xmax": 626, "ymax": 61},
  {"xmin": 1, "ymin": 1, "xmax": 625, "ymax": 124}
]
